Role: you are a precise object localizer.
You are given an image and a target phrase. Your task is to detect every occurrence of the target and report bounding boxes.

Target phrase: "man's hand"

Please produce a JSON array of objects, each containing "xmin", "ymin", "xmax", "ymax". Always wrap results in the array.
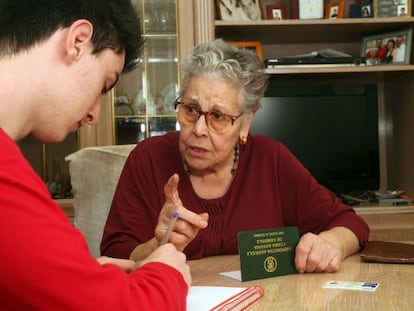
[
  {"xmin": 137, "ymin": 243, "xmax": 191, "ymax": 287},
  {"xmin": 96, "ymin": 256, "xmax": 136, "ymax": 273}
]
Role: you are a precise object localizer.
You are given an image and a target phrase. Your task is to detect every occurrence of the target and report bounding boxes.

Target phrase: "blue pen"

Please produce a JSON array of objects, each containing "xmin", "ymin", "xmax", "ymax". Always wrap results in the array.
[{"xmin": 161, "ymin": 212, "xmax": 179, "ymax": 245}]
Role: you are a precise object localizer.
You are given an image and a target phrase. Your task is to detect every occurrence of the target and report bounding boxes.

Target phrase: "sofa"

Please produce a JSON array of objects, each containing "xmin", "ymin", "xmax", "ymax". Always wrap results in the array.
[{"xmin": 66, "ymin": 144, "xmax": 135, "ymax": 257}]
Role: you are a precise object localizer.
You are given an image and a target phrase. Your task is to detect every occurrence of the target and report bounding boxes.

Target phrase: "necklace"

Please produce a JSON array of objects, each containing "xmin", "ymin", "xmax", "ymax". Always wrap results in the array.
[{"xmin": 184, "ymin": 144, "xmax": 239, "ymax": 176}]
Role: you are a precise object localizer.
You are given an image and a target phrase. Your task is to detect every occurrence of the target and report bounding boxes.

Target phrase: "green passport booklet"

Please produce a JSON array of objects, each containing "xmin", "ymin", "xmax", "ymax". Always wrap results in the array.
[{"xmin": 238, "ymin": 226, "xmax": 299, "ymax": 281}]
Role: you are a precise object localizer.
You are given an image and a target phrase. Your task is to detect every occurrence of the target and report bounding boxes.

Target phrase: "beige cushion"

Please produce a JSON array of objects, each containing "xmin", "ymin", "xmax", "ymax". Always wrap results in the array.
[{"xmin": 66, "ymin": 145, "xmax": 135, "ymax": 257}]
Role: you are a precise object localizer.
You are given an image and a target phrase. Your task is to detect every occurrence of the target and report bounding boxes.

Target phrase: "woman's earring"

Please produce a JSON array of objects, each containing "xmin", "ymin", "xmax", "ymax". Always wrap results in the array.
[{"xmin": 240, "ymin": 136, "xmax": 247, "ymax": 145}]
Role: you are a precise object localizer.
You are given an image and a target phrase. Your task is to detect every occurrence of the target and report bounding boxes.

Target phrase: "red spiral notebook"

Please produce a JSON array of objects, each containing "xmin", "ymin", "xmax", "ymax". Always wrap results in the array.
[{"xmin": 187, "ymin": 286, "xmax": 264, "ymax": 311}]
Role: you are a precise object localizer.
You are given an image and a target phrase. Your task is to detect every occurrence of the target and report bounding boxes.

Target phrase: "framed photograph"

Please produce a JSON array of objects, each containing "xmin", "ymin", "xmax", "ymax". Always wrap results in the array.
[
  {"xmin": 231, "ymin": 41, "xmax": 263, "ymax": 59},
  {"xmin": 216, "ymin": 0, "xmax": 261, "ymax": 21},
  {"xmin": 361, "ymin": 0, "xmax": 373, "ymax": 17},
  {"xmin": 259, "ymin": 0, "xmax": 292, "ymax": 19},
  {"xmin": 375, "ymin": 0, "xmax": 411, "ymax": 18},
  {"xmin": 299, "ymin": 0, "xmax": 324, "ymax": 19},
  {"xmin": 215, "ymin": 0, "xmax": 241, "ymax": 21},
  {"xmin": 325, "ymin": 1, "xmax": 345, "ymax": 19},
  {"xmin": 267, "ymin": 5, "xmax": 287, "ymax": 19},
  {"xmin": 216, "ymin": 0, "xmax": 262, "ymax": 21},
  {"xmin": 361, "ymin": 29, "xmax": 412, "ymax": 66}
]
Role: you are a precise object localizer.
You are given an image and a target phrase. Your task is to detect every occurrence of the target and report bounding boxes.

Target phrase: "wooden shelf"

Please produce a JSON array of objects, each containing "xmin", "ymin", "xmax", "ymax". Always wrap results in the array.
[
  {"xmin": 355, "ymin": 205, "xmax": 414, "ymax": 241},
  {"xmin": 355, "ymin": 205, "xmax": 414, "ymax": 214},
  {"xmin": 215, "ymin": 17, "xmax": 414, "ymax": 28},
  {"xmin": 266, "ymin": 64, "xmax": 414, "ymax": 75},
  {"xmin": 215, "ymin": 18, "xmax": 414, "ymax": 40},
  {"xmin": 215, "ymin": 17, "xmax": 414, "ymax": 65}
]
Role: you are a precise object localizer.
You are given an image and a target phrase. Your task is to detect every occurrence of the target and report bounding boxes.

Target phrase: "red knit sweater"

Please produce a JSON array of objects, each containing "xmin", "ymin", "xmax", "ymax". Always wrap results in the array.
[
  {"xmin": 101, "ymin": 131, "xmax": 369, "ymax": 260},
  {"xmin": 0, "ymin": 128, "xmax": 187, "ymax": 311}
]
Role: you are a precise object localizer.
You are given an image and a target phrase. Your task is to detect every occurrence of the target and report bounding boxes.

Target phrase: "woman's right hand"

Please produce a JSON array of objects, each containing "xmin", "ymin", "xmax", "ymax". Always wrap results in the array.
[{"xmin": 155, "ymin": 173, "xmax": 209, "ymax": 251}]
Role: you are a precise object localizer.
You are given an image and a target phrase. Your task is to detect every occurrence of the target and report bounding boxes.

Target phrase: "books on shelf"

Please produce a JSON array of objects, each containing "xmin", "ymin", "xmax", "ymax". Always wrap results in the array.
[{"xmin": 187, "ymin": 286, "xmax": 264, "ymax": 311}]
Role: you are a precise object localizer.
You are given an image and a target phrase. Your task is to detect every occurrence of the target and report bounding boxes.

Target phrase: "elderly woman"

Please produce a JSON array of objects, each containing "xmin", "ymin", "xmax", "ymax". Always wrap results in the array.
[{"xmin": 101, "ymin": 39, "xmax": 369, "ymax": 273}]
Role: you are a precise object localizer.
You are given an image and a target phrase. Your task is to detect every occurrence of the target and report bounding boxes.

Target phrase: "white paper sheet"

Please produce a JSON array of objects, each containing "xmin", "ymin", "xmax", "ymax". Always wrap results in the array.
[{"xmin": 218, "ymin": 270, "xmax": 242, "ymax": 281}]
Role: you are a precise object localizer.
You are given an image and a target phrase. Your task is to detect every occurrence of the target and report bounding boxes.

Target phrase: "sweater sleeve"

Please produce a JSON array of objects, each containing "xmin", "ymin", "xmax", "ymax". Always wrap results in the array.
[
  {"xmin": 0, "ymin": 131, "xmax": 188, "ymax": 311},
  {"xmin": 101, "ymin": 134, "xmax": 182, "ymax": 259},
  {"xmin": 276, "ymin": 142, "xmax": 370, "ymax": 247},
  {"xmin": 101, "ymin": 143, "xmax": 164, "ymax": 258}
]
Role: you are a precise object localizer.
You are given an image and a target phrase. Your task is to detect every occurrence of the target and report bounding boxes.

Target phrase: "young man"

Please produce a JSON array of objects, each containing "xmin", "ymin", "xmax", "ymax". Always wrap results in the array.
[{"xmin": 0, "ymin": 1, "xmax": 191, "ymax": 310}]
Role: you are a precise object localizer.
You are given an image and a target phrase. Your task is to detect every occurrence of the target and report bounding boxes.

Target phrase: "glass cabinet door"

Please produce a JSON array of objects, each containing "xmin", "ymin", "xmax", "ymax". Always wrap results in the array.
[{"xmin": 114, "ymin": 0, "xmax": 179, "ymax": 144}]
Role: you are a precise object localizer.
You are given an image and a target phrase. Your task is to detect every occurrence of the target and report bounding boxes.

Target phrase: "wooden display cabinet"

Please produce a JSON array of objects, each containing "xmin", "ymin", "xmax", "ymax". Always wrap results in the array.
[{"xmin": 192, "ymin": 0, "xmax": 414, "ymax": 239}]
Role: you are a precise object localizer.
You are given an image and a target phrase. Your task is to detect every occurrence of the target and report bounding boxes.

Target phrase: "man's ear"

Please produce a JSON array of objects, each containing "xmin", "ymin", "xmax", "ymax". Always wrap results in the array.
[{"xmin": 65, "ymin": 19, "xmax": 93, "ymax": 62}]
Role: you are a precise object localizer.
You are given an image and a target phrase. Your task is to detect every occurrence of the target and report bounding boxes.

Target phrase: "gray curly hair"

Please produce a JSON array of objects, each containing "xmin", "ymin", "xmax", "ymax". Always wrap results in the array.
[{"xmin": 179, "ymin": 39, "xmax": 269, "ymax": 114}]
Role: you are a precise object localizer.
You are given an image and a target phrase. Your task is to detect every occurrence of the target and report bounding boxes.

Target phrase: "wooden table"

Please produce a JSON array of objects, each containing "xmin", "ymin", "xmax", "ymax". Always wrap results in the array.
[{"xmin": 188, "ymin": 253, "xmax": 414, "ymax": 310}]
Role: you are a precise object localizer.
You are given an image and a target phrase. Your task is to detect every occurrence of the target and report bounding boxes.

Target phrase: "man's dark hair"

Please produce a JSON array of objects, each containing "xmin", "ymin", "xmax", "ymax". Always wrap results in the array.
[{"xmin": 0, "ymin": 0, "xmax": 143, "ymax": 72}]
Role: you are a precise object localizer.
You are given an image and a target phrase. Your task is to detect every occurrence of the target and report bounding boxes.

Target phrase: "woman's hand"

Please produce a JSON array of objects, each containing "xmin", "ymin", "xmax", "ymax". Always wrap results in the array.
[
  {"xmin": 155, "ymin": 173, "xmax": 209, "ymax": 251},
  {"xmin": 294, "ymin": 227, "xmax": 359, "ymax": 273}
]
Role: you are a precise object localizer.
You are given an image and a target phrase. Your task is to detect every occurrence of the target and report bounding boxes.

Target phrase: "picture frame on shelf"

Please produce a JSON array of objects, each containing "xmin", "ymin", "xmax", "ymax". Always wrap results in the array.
[
  {"xmin": 361, "ymin": 29, "xmax": 412, "ymax": 66},
  {"xmin": 267, "ymin": 5, "xmax": 287, "ymax": 19},
  {"xmin": 215, "ymin": 0, "xmax": 242, "ymax": 21},
  {"xmin": 374, "ymin": 0, "xmax": 411, "ymax": 18},
  {"xmin": 325, "ymin": 1, "xmax": 345, "ymax": 19},
  {"xmin": 239, "ymin": 0, "xmax": 263, "ymax": 20},
  {"xmin": 216, "ymin": 0, "xmax": 262, "ymax": 21},
  {"xmin": 299, "ymin": 0, "xmax": 324, "ymax": 19},
  {"xmin": 397, "ymin": 3, "xmax": 410, "ymax": 17},
  {"xmin": 230, "ymin": 41, "xmax": 263, "ymax": 59},
  {"xmin": 259, "ymin": 0, "xmax": 291, "ymax": 19},
  {"xmin": 361, "ymin": 0, "xmax": 373, "ymax": 18}
]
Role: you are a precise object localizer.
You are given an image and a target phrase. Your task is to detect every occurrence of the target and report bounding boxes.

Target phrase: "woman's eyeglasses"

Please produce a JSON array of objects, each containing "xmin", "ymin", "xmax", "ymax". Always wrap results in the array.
[{"xmin": 175, "ymin": 101, "xmax": 243, "ymax": 133}]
